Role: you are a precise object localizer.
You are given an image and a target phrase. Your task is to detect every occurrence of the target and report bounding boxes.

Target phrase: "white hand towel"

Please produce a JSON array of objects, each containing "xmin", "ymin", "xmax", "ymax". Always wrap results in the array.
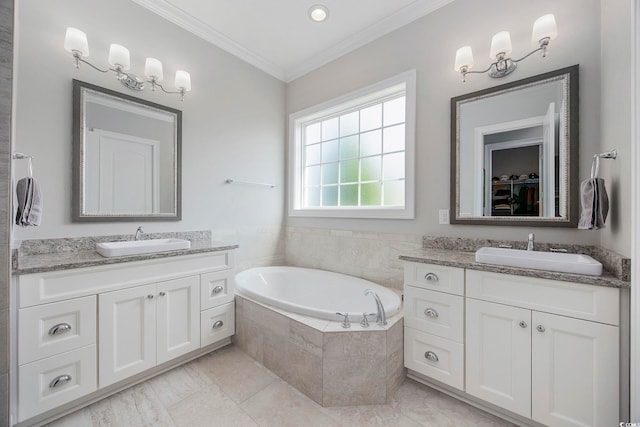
[
  {"xmin": 578, "ymin": 177, "xmax": 609, "ymax": 230},
  {"xmin": 15, "ymin": 177, "xmax": 43, "ymax": 226}
]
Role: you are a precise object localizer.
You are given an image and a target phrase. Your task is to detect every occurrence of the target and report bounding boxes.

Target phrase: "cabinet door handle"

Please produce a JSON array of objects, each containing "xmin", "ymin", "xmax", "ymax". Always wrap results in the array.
[
  {"xmin": 147, "ymin": 294, "xmax": 155, "ymax": 300},
  {"xmin": 49, "ymin": 374, "xmax": 72, "ymax": 389},
  {"xmin": 424, "ymin": 273, "xmax": 439, "ymax": 282},
  {"xmin": 212, "ymin": 320, "xmax": 224, "ymax": 329},
  {"xmin": 424, "ymin": 308, "xmax": 439, "ymax": 318},
  {"xmin": 519, "ymin": 321, "xmax": 527, "ymax": 328},
  {"xmin": 211, "ymin": 285, "xmax": 224, "ymax": 295},
  {"xmin": 48, "ymin": 323, "xmax": 72, "ymax": 336},
  {"xmin": 537, "ymin": 325, "xmax": 545, "ymax": 333},
  {"xmin": 424, "ymin": 351, "xmax": 439, "ymax": 362},
  {"xmin": 159, "ymin": 291, "xmax": 166, "ymax": 297}
]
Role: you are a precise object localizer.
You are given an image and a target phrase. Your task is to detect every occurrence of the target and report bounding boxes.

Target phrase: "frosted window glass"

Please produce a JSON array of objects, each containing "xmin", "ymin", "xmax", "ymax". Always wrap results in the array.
[
  {"xmin": 322, "ymin": 186, "xmax": 338, "ymax": 206},
  {"xmin": 384, "ymin": 180, "xmax": 404, "ymax": 206},
  {"xmin": 360, "ymin": 130, "xmax": 382, "ymax": 157},
  {"xmin": 305, "ymin": 187, "xmax": 320, "ymax": 207},
  {"xmin": 340, "ymin": 136, "xmax": 359, "ymax": 160},
  {"xmin": 340, "ymin": 111, "xmax": 359, "ymax": 136},
  {"xmin": 360, "ymin": 104, "xmax": 382, "ymax": 132},
  {"xmin": 383, "ymin": 97, "xmax": 405, "ymax": 126},
  {"xmin": 305, "ymin": 123, "xmax": 321, "ymax": 145},
  {"xmin": 322, "ymin": 117, "xmax": 339, "ymax": 141},
  {"xmin": 322, "ymin": 163, "xmax": 339, "ymax": 185},
  {"xmin": 361, "ymin": 156, "xmax": 381, "ymax": 181},
  {"xmin": 305, "ymin": 165, "xmax": 320, "ymax": 186},
  {"xmin": 340, "ymin": 159, "xmax": 358, "ymax": 183},
  {"xmin": 305, "ymin": 144, "xmax": 321, "ymax": 166},
  {"xmin": 383, "ymin": 152, "xmax": 404, "ymax": 180},
  {"xmin": 321, "ymin": 139, "xmax": 339, "ymax": 163},
  {"xmin": 340, "ymin": 184, "xmax": 358, "ymax": 206},
  {"xmin": 383, "ymin": 125, "xmax": 405, "ymax": 153},
  {"xmin": 361, "ymin": 182, "xmax": 382, "ymax": 205}
]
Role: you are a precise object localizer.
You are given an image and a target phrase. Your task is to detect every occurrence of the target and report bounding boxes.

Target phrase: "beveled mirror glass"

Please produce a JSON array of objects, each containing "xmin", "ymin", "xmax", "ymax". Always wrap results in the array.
[
  {"xmin": 450, "ymin": 65, "xmax": 578, "ymax": 227},
  {"xmin": 72, "ymin": 80, "xmax": 182, "ymax": 221}
]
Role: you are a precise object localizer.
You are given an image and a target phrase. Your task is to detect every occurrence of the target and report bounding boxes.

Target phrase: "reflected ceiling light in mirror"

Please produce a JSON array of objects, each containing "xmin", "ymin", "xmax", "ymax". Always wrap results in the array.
[
  {"xmin": 64, "ymin": 27, "xmax": 191, "ymax": 101},
  {"xmin": 454, "ymin": 14, "xmax": 557, "ymax": 82},
  {"xmin": 309, "ymin": 5, "xmax": 329, "ymax": 22}
]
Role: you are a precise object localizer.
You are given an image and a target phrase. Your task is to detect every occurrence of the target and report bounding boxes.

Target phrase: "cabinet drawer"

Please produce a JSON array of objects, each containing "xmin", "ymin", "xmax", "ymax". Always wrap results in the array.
[
  {"xmin": 200, "ymin": 270, "xmax": 235, "ymax": 310},
  {"xmin": 201, "ymin": 302, "xmax": 235, "ymax": 347},
  {"xmin": 19, "ymin": 296, "xmax": 96, "ymax": 365},
  {"xmin": 466, "ymin": 269, "xmax": 620, "ymax": 325},
  {"xmin": 404, "ymin": 328, "xmax": 463, "ymax": 390},
  {"xmin": 18, "ymin": 345, "xmax": 97, "ymax": 422},
  {"xmin": 404, "ymin": 286, "xmax": 463, "ymax": 342},
  {"xmin": 404, "ymin": 262, "xmax": 464, "ymax": 296}
]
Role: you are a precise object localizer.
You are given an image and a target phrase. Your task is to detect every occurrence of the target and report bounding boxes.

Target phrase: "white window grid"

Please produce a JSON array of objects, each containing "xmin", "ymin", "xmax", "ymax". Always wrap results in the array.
[{"xmin": 301, "ymin": 93, "xmax": 406, "ymax": 208}]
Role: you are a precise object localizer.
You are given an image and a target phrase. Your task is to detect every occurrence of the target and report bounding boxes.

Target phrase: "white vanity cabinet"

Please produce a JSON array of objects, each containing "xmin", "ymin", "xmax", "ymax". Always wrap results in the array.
[
  {"xmin": 16, "ymin": 250, "xmax": 235, "ymax": 423},
  {"xmin": 403, "ymin": 262, "xmax": 621, "ymax": 427},
  {"xmin": 403, "ymin": 263, "xmax": 465, "ymax": 390},
  {"xmin": 99, "ymin": 276, "xmax": 200, "ymax": 387}
]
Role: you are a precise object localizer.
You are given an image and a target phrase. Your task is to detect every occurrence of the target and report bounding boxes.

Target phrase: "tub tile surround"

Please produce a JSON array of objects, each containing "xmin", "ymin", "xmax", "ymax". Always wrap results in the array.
[
  {"xmin": 234, "ymin": 295, "xmax": 405, "ymax": 407},
  {"xmin": 12, "ymin": 230, "xmax": 239, "ymax": 274}
]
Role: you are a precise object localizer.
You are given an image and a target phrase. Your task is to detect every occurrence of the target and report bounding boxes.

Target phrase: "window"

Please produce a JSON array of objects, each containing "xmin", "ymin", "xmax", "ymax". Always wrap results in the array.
[{"xmin": 288, "ymin": 71, "xmax": 416, "ymax": 219}]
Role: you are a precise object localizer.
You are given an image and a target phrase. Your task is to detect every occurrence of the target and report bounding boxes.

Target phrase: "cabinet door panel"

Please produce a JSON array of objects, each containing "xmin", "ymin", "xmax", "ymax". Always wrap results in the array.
[
  {"xmin": 532, "ymin": 312, "xmax": 619, "ymax": 427},
  {"xmin": 99, "ymin": 284, "xmax": 156, "ymax": 387},
  {"xmin": 157, "ymin": 277, "xmax": 200, "ymax": 364},
  {"xmin": 466, "ymin": 298, "xmax": 531, "ymax": 418}
]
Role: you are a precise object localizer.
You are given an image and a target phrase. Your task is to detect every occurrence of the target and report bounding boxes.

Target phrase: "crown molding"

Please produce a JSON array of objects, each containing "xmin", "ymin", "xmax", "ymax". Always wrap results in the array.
[
  {"xmin": 130, "ymin": 0, "xmax": 454, "ymax": 83},
  {"xmin": 129, "ymin": 0, "xmax": 286, "ymax": 81}
]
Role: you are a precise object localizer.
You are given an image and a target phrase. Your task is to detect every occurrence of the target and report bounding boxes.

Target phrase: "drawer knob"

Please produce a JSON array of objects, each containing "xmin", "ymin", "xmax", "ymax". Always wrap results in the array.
[
  {"xmin": 49, "ymin": 374, "xmax": 72, "ymax": 389},
  {"xmin": 159, "ymin": 291, "xmax": 166, "ymax": 297},
  {"xmin": 48, "ymin": 323, "xmax": 72, "ymax": 336},
  {"xmin": 537, "ymin": 325, "xmax": 546, "ymax": 333},
  {"xmin": 147, "ymin": 294, "xmax": 155, "ymax": 300},
  {"xmin": 212, "ymin": 285, "xmax": 224, "ymax": 295},
  {"xmin": 424, "ymin": 273, "xmax": 439, "ymax": 282},
  {"xmin": 212, "ymin": 320, "xmax": 224, "ymax": 329},
  {"xmin": 519, "ymin": 321, "xmax": 527, "ymax": 328},
  {"xmin": 424, "ymin": 308, "xmax": 439, "ymax": 318},
  {"xmin": 424, "ymin": 351, "xmax": 439, "ymax": 362}
]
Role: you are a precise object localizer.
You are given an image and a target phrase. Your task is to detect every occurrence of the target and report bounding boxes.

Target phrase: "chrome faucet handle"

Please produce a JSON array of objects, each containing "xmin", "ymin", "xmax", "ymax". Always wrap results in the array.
[
  {"xmin": 360, "ymin": 313, "xmax": 376, "ymax": 328},
  {"xmin": 336, "ymin": 312, "xmax": 350, "ymax": 328},
  {"xmin": 135, "ymin": 226, "xmax": 144, "ymax": 241}
]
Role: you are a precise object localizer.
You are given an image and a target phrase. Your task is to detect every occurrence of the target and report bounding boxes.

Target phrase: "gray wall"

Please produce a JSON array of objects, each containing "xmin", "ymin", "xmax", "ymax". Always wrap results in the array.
[
  {"xmin": 0, "ymin": 0, "xmax": 12, "ymax": 423},
  {"xmin": 12, "ymin": 0, "xmax": 287, "ymax": 268},
  {"xmin": 599, "ymin": 0, "xmax": 632, "ymax": 256},
  {"xmin": 286, "ymin": 0, "xmax": 616, "ymax": 249}
]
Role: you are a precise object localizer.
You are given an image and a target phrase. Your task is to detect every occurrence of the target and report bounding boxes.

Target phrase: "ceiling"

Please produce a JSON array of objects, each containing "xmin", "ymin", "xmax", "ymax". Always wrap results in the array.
[{"xmin": 130, "ymin": 0, "xmax": 454, "ymax": 82}]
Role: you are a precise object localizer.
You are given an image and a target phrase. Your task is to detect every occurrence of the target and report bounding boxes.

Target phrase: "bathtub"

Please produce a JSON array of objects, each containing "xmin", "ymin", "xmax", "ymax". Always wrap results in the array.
[{"xmin": 234, "ymin": 266, "xmax": 402, "ymax": 322}]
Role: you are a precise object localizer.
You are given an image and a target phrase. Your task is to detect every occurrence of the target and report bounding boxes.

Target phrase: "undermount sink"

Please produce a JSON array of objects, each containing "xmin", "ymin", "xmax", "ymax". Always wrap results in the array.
[
  {"xmin": 96, "ymin": 238, "xmax": 191, "ymax": 258},
  {"xmin": 475, "ymin": 247, "xmax": 603, "ymax": 276}
]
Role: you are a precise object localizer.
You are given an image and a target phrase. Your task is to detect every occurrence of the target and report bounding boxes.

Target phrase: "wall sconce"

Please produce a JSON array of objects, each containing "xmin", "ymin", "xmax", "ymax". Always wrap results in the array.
[
  {"xmin": 454, "ymin": 14, "xmax": 558, "ymax": 82},
  {"xmin": 64, "ymin": 27, "xmax": 192, "ymax": 100}
]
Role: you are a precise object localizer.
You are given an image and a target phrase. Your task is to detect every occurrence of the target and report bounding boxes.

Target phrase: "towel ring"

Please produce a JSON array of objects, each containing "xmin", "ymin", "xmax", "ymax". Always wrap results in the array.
[
  {"xmin": 12, "ymin": 153, "xmax": 33, "ymax": 178},
  {"xmin": 590, "ymin": 149, "xmax": 617, "ymax": 179}
]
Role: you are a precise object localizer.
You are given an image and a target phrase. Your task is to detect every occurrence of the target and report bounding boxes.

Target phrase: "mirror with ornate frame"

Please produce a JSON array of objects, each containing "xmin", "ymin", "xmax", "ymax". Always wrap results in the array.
[
  {"xmin": 72, "ymin": 79, "xmax": 182, "ymax": 222},
  {"xmin": 450, "ymin": 65, "xmax": 578, "ymax": 227}
]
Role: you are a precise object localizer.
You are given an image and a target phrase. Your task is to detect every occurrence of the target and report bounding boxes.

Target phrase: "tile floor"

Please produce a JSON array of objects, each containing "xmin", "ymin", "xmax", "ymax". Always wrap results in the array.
[{"xmin": 46, "ymin": 345, "xmax": 514, "ymax": 427}]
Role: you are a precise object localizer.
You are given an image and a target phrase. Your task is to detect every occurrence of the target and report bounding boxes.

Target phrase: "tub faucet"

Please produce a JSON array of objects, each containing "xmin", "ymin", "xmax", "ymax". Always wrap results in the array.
[
  {"xmin": 527, "ymin": 233, "xmax": 535, "ymax": 251},
  {"xmin": 364, "ymin": 289, "xmax": 387, "ymax": 326},
  {"xmin": 134, "ymin": 226, "xmax": 144, "ymax": 241}
]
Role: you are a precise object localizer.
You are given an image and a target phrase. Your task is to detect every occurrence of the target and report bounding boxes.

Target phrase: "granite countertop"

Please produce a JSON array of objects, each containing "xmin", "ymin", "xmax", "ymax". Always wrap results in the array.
[
  {"xmin": 13, "ymin": 231, "xmax": 238, "ymax": 275},
  {"xmin": 400, "ymin": 248, "xmax": 630, "ymax": 289}
]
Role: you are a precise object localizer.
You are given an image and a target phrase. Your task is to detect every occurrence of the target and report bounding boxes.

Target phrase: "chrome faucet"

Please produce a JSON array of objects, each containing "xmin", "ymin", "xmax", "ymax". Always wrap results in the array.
[
  {"xmin": 134, "ymin": 226, "xmax": 144, "ymax": 241},
  {"xmin": 364, "ymin": 289, "xmax": 387, "ymax": 326},
  {"xmin": 527, "ymin": 233, "xmax": 535, "ymax": 251}
]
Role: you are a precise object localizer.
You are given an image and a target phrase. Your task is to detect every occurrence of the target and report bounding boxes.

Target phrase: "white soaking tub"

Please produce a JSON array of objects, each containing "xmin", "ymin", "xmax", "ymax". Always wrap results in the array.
[{"xmin": 234, "ymin": 266, "xmax": 401, "ymax": 322}]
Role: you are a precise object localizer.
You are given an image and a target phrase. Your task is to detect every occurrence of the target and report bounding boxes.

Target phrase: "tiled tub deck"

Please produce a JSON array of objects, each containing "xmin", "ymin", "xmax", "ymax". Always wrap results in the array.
[{"xmin": 234, "ymin": 295, "xmax": 405, "ymax": 407}]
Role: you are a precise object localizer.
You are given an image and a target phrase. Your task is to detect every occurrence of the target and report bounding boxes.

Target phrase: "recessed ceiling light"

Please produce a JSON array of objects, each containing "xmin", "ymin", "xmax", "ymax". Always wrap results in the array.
[{"xmin": 309, "ymin": 4, "xmax": 329, "ymax": 23}]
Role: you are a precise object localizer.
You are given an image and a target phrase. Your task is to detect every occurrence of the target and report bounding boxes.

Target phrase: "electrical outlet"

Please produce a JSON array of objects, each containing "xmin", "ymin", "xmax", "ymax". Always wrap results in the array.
[{"xmin": 439, "ymin": 209, "xmax": 450, "ymax": 224}]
